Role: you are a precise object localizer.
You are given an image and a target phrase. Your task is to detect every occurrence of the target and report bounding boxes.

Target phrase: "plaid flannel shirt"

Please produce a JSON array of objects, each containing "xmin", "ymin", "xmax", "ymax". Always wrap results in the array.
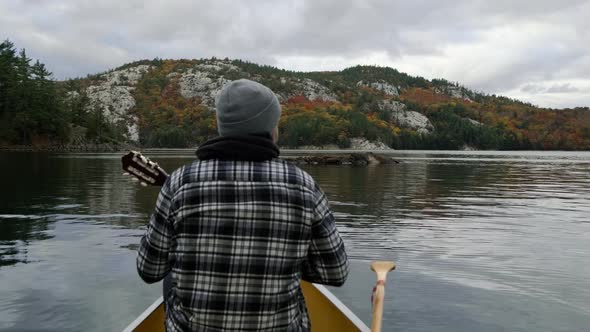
[{"xmin": 137, "ymin": 159, "xmax": 348, "ymax": 331}]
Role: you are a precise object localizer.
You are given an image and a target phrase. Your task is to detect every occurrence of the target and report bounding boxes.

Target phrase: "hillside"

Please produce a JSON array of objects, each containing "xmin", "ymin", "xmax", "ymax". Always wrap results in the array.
[
  {"xmin": 2, "ymin": 39, "xmax": 590, "ymax": 150},
  {"xmin": 69, "ymin": 58, "xmax": 589, "ymax": 150}
]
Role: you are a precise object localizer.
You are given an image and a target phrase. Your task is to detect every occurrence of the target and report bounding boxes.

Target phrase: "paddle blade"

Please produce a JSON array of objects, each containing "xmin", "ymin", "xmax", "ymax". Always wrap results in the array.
[{"xmin": 371, "ymin": 261, "xmax": 396, "ymax": 275}]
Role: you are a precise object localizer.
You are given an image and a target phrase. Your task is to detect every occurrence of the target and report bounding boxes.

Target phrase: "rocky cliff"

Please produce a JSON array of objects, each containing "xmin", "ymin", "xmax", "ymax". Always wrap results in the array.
[
  {"xmin": 84, "ymin": 65, "xmax": 152, "ymax": 141},
  {"xmin": 77, "ymin": 59, "xmax": 450, "ymax": 145},
  {"xmin": 63, "ymin": 58, "xmax": 574, "ymax": 150}
]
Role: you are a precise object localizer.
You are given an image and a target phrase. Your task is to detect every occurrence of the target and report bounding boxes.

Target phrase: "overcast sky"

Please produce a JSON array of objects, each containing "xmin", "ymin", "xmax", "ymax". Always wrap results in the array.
[{"xmin": 2, "ymin": 0, "xmax": 589, "ymax": 108}]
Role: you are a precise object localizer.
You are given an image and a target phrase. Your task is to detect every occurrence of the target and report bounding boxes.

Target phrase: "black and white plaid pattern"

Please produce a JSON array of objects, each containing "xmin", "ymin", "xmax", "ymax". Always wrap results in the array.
[{"xmin": 137, "ymin": 159, "xmax": 348, "ymax": 331}]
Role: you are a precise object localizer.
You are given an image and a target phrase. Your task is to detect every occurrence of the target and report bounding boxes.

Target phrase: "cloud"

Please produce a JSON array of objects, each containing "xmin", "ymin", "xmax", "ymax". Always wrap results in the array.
[
  {"xmin": 520, "ymin": 82, "xmax": 579, "ymax": 94},
  {"xmin": 546, "ymin": 83, "xmax": 579, "ymax": 93},
  {"xmin": 521, "ymin": 84, "xmax": 547, "ymax": 94},
  {"xmin": 508, "ymin": 79, "xmax": 590, "ymax": 108},
  {"xmin": 1, "ymin": 0, "xmax": 589, "ymax": 108}
]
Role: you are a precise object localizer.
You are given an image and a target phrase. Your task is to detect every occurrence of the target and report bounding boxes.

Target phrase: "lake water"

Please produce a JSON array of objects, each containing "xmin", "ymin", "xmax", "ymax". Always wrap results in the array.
[{"xmin": 0, "ymin": 150, "xmax": 589, "ymax": 331}]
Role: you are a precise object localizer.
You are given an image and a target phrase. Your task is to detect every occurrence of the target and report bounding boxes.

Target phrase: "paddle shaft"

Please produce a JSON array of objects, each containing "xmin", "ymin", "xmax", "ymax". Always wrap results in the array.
[{"xmin": 370, "ymin": 261, "xmax": 396, "ymax": 332}]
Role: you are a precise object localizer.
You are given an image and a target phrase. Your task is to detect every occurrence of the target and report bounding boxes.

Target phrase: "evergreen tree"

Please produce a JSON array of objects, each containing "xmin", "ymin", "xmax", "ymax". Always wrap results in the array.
[
  {"xmin": 0, "ymin": 41, "xmax": 67, "ymax": 144},
  {"xmin": 0, "ymin": 40, "xmax": 18, "ymax": 141},
  {"xmin": 12, "ymin": 49, "xmax": 33, "ymax": 143}
]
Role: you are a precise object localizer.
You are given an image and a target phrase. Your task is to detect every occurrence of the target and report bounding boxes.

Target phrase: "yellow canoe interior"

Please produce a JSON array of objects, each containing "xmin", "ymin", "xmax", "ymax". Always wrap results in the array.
[{"xmin": 125, "ymin": 281, "xmax": 369, "ymax": 332}]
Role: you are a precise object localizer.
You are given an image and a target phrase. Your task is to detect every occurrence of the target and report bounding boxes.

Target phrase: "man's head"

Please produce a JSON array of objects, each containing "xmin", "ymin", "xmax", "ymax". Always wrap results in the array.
[{"xmin": 215, "ymin": 79, "xmax": 281, "ymax": 140}]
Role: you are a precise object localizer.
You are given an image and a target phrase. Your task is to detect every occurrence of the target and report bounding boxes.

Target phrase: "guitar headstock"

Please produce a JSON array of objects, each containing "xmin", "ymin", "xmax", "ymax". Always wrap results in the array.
[{"xmin": 121, "ymin": 151, "xmax": 168, "ymax": 187}]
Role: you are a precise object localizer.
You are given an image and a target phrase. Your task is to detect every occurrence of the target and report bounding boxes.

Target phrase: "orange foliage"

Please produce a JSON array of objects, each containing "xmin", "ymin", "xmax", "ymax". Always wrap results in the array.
[{"xmin": 401, "ymin": 87, "xmax": 452, "ymax": 105}]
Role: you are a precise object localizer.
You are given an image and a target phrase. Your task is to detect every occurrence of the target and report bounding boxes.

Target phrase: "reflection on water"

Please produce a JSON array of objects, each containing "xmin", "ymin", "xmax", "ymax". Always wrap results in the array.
[
  {"xmin": 304, "ymin": 153, "xmax": 590, "ymax": 332},
  {"xmin": 0, "ymin": 151, "xmax": 589, "ymax": 331}
]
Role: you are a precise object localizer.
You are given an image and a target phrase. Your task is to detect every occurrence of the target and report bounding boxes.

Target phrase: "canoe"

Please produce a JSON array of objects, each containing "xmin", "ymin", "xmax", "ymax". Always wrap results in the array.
[{"xmin": 123, "ymin": 280, "xmax": 370, "ymax": 332}]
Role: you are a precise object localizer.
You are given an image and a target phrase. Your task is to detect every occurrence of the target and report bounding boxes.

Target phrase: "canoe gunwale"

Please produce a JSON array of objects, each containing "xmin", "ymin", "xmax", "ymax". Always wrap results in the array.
[
  {"xmin": 312, "ymin": 284, "xmax": 370, "ymax": 332},
  {"xmin": 122, "ymin": 284, "xmax": 370, "ymax": 331},
  {"xmin": 122, "ymin": 296, "xmax": 163, "ymax": 332}
]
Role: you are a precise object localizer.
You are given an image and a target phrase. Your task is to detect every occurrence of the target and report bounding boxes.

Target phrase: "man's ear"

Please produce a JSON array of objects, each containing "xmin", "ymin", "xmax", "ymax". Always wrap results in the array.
[{"xmin": 271, "ymin": 127, "xmax": 279, "ymax": 144}]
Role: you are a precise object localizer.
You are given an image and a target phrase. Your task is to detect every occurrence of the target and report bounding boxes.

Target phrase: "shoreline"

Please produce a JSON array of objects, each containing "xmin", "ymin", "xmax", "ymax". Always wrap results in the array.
[
  {"xmin": 0, "ymin": 142, "xmax": 136, "ymax": 153},
  {"xmin": 284, "ymin": 152, "xmax": 400, "ymax": 165},
  {"xmin": 0, "ymin": 145, "xmax": 401, "ymax": 165},
  {"xmin": 2, "ymin": 145, "xmax": 587, "ymax": 153}
]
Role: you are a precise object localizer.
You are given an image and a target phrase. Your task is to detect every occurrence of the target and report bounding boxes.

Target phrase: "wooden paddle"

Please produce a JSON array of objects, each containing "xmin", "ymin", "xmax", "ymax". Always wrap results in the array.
[{"xmin": 370, "ymin": 261, "xmax": 396, "ymax": 332}]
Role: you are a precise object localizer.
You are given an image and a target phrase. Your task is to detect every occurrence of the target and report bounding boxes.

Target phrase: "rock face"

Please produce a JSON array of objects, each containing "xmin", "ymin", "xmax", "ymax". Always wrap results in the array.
[
  {"xmin": 178, "ymin": 69, "xmax": 230, "ymax": 106},
  {"xmin": 294, "ymin": 144, "xmax": 341, "ymax": 150},
  {"xmin": 393, "ymin": 111, "xmax": 434, "ymax": 135},
  {"xmin": 378, "ymin": 100, "xmax": 434, "ymax": 134},
  {"xmin": 434, "ymin": 85, "xmax": 472, "ymax": 102},
  {"xmin": 85, "ymin": 65, "xmax": 153, "ymax": 142},
  {"xmin": 86, "ymin": 85, "xmax": 135, "ymax": 118},
  {"xmin": 287, "ymin": 138, "xmax": 390, "ymax": 150},
  {"xmin": 466, "ymin": 118, "xmax": 482, "ymax": 126},
  {"xmin": 461, "ymin": 144, "xmax": 478, "ymax": 151},
  {"xmin": 357, "ymin": 80, "xmax": 399, "ymax": 96},
  {"xmin": 194, "ymin": 61, "xmax": 240, "ymax": 73},
  {"xmin": 102, "ymin": 65, "xmax": 152, "ymax": 86},
  {"xmin": 175, "ymin": 60, "xmax": 338, "ymax": 104},
  {"xmin": 177, "ymin": 60, "xmax": 242, "ymax": 106},
  {"xmin": 349, "ymin": 138, "xmax": 391, "ymax": 150},
  {"xmin": 379, "ymin": 100, "xmax": 406, "ymax": 113},
  {"xmin": 280, "ymin": 78, "xmax": 338, "ymax": 102}
]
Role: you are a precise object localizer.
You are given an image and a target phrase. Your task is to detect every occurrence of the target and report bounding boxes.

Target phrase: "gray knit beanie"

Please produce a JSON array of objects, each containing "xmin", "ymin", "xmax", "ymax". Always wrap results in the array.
[{"xmin": 215, "ymin": 79, "xmax": 281, "ymax": 136}]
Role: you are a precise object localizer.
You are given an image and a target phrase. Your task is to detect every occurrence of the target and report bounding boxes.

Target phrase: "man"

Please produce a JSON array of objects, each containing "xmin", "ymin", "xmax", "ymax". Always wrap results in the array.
[{"xmin": 136, "ymin": 79, "xmax": 348, "ymax": 331}]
